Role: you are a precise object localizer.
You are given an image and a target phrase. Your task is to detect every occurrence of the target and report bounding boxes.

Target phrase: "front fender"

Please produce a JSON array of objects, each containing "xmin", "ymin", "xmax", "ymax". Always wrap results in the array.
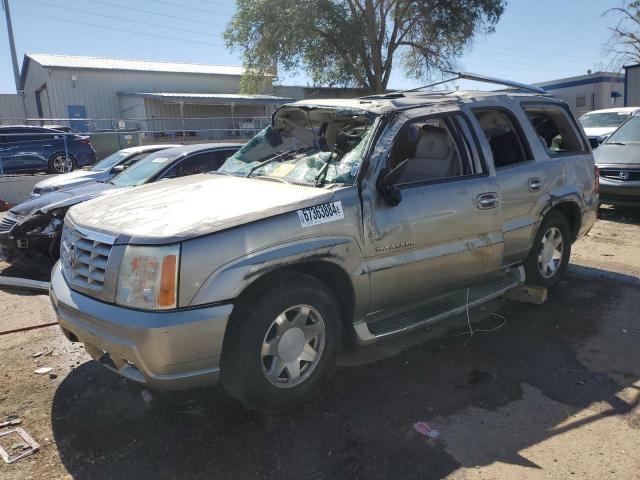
[{"xmin": 188, "ymin": 236, "xmax": 370, "ymax": 315}]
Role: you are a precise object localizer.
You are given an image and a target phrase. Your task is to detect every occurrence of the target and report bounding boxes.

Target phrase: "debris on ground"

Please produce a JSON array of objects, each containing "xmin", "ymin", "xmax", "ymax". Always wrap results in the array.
[
  {"xmin": 0, "ymin": 417, "xmax": 21, "ymax": 428},
  {"xmin": 48, "ymin": 373, "xmax": 57, "ymax": 379},
  {"xmin": 31, "ymin": 351, "xmax": 43, "ymax": 358},
  {"xmin": 503, "ymin": 284, "xmax": 548, "ymax": 305},
  {"xmin": 141, "ymin": 389, "xmax": 154, "ymax": 404},
  {"xmin": 413, "ymin": 421, "xmax": 440, "ymax": 439},
  {"xmin": 33, "ymin": 367, "xmax": 52, "ymax": 375},
  {"xmin": 0, "ymin": 427, "xmax": 39, "ymax": 464}
]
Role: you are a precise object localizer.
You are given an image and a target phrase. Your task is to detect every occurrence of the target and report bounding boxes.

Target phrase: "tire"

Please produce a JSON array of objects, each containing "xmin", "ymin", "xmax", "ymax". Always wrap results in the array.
[
  {"xmin": 48, "ymin": 153, "xmax": 76, "ymax": 174},
  {"xmin": 221, "ymin": 273, "xmax": 342, "ymax": 414},
  {"xmin": 524, "ymin": 210, "xmax": 572, "ymax": 288}
]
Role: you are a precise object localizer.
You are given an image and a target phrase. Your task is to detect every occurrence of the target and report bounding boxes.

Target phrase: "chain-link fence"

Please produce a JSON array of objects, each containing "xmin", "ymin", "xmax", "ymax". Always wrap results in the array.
[{"xmin": 0, "ymin": 116, "xmax": 270, "ymax": 176}]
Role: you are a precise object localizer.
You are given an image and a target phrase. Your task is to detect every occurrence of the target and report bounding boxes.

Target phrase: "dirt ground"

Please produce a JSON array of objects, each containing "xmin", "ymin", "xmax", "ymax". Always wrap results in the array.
[{"xmin": 1, "ymin": 206, "xmax": 639, "ymax": 480}]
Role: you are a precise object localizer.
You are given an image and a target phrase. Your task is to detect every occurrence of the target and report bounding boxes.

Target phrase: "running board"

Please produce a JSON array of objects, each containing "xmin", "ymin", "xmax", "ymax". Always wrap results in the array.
[{"xmin": 353, "ymin": 266, "xmax": 524, "ymax": 343}]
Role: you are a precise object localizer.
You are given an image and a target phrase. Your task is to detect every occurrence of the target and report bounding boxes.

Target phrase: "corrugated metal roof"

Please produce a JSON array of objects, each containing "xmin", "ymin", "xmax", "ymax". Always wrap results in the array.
[
  {"xmin": 26, "ymin": 53, "xmax": 246, "ymax": 76},
  {"xmin": 119, "ymin": 92, "xmax": 294, "ymax": 105}
]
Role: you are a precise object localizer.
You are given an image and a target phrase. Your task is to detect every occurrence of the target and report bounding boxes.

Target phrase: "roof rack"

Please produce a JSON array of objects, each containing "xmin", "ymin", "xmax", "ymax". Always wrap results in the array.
[
  {"xmin": 403, "ymin": 71, "xmax": 548, "ymax": 95},
  {"xmin": 360, "ymin": 71, "xmax": 547, "ymax": 99}
]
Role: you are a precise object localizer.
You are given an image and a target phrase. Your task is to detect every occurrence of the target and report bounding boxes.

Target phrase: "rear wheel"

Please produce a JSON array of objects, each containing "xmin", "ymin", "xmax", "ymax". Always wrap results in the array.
[
  {"xmin": 48, "ymin": 153, "xmax": 76, "ymax": 174},
  {"xmin": 221, "ymin": 273, "xmax": 341, "ymax": 414},
  {"xmin": 525, "ymin": 210, "xmax": 572, "ymax": 288}
]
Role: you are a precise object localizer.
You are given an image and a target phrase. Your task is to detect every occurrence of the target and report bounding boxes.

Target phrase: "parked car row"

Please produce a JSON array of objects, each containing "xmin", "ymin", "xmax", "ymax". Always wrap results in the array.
[
  {"xmin": 0, "ymin": 125, "xmax": 96, "ymax": 174},
  {"xmin": 5, "ymin": 78, "xmax": 635, "ymax": 413},
  {"xmin": 0, "ymin": 143, "xmax": 241, "ymax": 273}
]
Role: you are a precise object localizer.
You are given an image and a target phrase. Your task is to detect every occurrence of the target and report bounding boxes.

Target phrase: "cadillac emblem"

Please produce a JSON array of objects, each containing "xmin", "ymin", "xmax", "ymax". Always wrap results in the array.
[{"xmin": 69, "ymin": 243, "xmax": 79, "ymax": 270}]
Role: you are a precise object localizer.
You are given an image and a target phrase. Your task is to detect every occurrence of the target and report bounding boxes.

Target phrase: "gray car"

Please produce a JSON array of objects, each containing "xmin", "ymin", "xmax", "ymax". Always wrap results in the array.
[
  {"xmin": 31, "ymin": 144, "xmax": 180, "ymax": 197},
  {"xmin": 593, "ymin": 114, "xmax": 640, "ymax": 206},
  {"xmin": 50, "ymin": 79, "xmax": 598, "ymax": 413}
]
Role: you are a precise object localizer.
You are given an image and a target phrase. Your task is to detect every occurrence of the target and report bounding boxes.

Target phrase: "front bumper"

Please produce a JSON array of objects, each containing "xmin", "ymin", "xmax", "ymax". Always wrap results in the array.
[
  {"xmin": 49, "ymin": 262, "xmax": 233, "ymax": 390},
  {"xmin": 0, "ymin": 229, "xmax": 57, "ymax": 272},
  {"xmin": 599, "ymin": 178, "xmax": 640, "ymax": 206}
]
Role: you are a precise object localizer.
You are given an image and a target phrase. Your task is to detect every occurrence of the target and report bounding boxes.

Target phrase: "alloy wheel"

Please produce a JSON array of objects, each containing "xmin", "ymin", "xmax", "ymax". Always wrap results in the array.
[
  {"xmin": 52, "ymin": 155, "xmax": 72, "ymax": 173},
  {"xmin": 537, "ymin": 226, "xmax": 564, "ymax": 279},
  {"xmin": 261, "ymin": 304, "xmax": 326, "ymax": 388}
]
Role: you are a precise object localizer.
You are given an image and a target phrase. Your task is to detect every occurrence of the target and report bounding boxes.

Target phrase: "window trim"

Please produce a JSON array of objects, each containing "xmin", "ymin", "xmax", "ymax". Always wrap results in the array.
[
  {"xmin": 387, "ymin": 112, "xmax": 484, "ymax": 189},
  {"xmin": 470, "ymin": 106, "xmax": 534, "ymax": 170},
  {"xmin": 520, "ymin": 101, "xmax": 588, "ymax": 157}
]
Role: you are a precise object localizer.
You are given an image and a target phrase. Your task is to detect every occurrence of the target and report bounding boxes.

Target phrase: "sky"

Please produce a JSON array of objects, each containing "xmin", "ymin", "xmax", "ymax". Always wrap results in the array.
[{"xmin": 0, "ymin": 0, "xmax": 626, "ymax": 94}]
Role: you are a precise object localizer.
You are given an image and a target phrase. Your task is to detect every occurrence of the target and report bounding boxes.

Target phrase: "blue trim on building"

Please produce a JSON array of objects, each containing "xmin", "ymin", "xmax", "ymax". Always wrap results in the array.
[{"xmin": 541, "ymin": 76, "xmax": 624, "ymax": 92}]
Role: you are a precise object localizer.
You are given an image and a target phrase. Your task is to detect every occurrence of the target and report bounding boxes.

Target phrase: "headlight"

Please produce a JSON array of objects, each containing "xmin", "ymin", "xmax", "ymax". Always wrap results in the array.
[{"xmin": 115, "ymin": 244, "xmax": 180, "ymax": 310}]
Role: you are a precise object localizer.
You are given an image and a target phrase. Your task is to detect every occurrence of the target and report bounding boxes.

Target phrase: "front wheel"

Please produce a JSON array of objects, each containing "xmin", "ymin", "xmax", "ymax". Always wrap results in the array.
[
  {"xmin": 524, "ymin": 210, "xmax": 572, "ymax": 288},
  {"xmin": 48, "ymin": 153, "xmax": 76, "ymax": 174},
  {"xmin": 221, "ymin": 274, "xmax": 342, "ymax": 414}
]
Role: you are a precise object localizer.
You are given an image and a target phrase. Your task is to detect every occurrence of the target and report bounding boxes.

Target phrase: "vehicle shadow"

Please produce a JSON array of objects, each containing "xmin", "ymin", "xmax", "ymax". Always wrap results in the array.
[
  {"xmin": 50, "ymin": 272, "xmax": 639, "ymax": 480},
  {"xmin": 598, "ymin": 204, "xmax": 640, "ymax": 224}
]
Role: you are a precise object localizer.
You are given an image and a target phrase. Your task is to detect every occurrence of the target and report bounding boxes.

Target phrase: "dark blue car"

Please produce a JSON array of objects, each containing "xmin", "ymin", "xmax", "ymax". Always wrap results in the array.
[{"xmin": 0, "ymin": 125, "xmax": 96, "ymax": 174}]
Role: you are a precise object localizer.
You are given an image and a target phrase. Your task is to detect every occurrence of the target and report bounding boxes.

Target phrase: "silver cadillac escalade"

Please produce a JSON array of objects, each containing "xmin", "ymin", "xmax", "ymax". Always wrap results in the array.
[{"xmin": 50, "ymin": 76, "xmax": 598, "ymax": 413}]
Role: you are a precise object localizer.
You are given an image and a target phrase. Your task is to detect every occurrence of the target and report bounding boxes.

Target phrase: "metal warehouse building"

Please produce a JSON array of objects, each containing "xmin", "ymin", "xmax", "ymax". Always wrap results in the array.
[
  {"xmin": 534, "ymin": 72, "xmax": 625, "ymax": 117},
  {"xmin": 19, "ymin": 53, "xmax": 292, "ymax": 136}
]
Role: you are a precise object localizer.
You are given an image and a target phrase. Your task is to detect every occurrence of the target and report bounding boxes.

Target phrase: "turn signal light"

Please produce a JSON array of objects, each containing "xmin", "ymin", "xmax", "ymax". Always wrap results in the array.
[{"xmin": 157, "ymin": 255, "xmax": 177, "ymax": 308}]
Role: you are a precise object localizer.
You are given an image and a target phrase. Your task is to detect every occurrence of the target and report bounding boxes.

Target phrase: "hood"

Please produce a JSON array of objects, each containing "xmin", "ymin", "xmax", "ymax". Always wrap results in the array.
[
  {"xmin": 35, "ymin": 169, "xmax": 102, "ymax": 190},
  {"xmin": 67, "ymin": 174, "xmax": 335, "ymax": 243},
  {"xmin": 11, "ymin": 182, "xmax": 119, "ymax": 218},
  {"xmin": 594, "ymin": 142, "xmax": 640, "ymax": 166},
  {"xmin": 583, "ymin": 126, "xmax": 617, "ymax": 138}
]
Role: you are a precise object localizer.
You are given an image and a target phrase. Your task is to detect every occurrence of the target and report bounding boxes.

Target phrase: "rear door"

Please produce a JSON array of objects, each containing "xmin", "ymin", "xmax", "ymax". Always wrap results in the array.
[
  {"xmin": 362, "ymin": 107, "xmax": 504, "ymax": 313},
  {"xmin": 467, "ymin": 105, "xmax": 547, "ymax": 266}
]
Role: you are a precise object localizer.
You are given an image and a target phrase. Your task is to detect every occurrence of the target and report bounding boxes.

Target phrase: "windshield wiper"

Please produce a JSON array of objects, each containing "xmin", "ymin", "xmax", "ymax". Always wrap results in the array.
[
  {"xmin": 245, "ymin": 147, "xmax": 310, "ymax": 178},
  {"xmin": 606, "ymin": 141, "xmax": 626, "ymax": 145}
]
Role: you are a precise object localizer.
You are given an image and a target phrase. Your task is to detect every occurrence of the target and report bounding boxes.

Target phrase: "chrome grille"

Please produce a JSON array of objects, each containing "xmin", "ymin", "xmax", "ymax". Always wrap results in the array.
[
  {"xmin": 0, "ymin": 216, "xmax": 17, "ymax": 233},
  {"xmin": 61, "ymin": 222, "xmax": 115, "ymax": 290},
  {"xmin": 600, "ymin": 169, "xmax": 640, "ymax": 182}
]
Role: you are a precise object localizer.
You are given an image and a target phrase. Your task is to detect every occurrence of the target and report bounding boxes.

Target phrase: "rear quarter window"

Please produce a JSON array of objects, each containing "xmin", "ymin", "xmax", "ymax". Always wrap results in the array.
[{"xmin": 522, "ymin": 104, "xmax": 586, "ymax": 156}]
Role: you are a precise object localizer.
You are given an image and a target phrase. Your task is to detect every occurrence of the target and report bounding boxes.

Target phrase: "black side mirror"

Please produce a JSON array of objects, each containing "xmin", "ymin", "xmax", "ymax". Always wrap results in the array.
[
  {"xmin": 376, "ymin": 159, "xmax": 408, "ymax": 206},
  {"xmin": 588, "ymin": 137, "xmax": 599, "ymax": 149}
]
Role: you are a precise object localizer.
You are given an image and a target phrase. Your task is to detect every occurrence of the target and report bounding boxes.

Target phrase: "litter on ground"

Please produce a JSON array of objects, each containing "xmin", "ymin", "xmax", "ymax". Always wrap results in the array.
[{"xmin": 413, "ymin": 421, "xmax": 440, "ymax": 439}]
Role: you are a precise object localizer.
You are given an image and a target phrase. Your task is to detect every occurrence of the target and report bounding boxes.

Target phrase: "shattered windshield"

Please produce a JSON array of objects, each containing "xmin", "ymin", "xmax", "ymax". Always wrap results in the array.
[{"xmin": 219, "ymin": 106, "xmax": 377, "ymax": 186}]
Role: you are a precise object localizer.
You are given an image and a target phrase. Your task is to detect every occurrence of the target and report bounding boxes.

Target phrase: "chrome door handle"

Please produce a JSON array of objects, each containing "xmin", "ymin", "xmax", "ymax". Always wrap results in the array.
[
  {"xmin": 477, "ymin": 193, "xmax": 500, "ymax": 210},
  {"xmin": 528, "ymin": 178, "xmax": 544, "ymax": 192}
]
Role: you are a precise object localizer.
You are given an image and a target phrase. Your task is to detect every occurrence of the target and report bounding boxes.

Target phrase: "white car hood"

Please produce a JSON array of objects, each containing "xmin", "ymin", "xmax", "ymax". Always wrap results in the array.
[
  {"xmin": 67, "ymin": 174, "xmax": 334, "ymax": 243},
  {"xmin": 583, "ymin": 126, "xmax": 617, "ymax": 138}
]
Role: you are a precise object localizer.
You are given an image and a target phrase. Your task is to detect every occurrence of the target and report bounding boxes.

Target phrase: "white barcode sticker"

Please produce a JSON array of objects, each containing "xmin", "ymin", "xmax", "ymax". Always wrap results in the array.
[{"xmin": 297, "ymin": 201, "xmax": 344, "ymax": 227}]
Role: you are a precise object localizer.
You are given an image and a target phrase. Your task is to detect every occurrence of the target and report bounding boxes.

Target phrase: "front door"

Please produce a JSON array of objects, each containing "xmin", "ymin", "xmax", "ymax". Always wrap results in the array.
[
  {"xmin": 68, "ymin": 105, "xmax": 87, "ymax": 132},
  {"xmin": 361, "ymin": 109, "xmax": 504, "ymax": 314}
]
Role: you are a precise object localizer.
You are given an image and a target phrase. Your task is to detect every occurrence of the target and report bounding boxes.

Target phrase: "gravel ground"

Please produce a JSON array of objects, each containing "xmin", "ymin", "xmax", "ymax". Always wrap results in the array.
[{"xmin": 0, "ymin": 207, "xmax": 639, "ymax": 480}]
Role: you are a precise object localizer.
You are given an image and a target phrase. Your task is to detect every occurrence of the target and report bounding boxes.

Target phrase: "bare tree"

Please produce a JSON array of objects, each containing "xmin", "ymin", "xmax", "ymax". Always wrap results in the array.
[{"xmin": 605, "ymin": 1, "xmax": 640, "ymax": 70}]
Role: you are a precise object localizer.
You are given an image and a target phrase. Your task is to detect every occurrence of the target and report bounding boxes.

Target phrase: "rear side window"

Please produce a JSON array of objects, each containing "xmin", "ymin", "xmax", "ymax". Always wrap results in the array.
[
  {"xmin": 472, "ymin": 109, "xmax": 531, "ymax": 168},
  {"xmin": 523, "ymin": 105, "xmax": 586, "ymax": 156}
]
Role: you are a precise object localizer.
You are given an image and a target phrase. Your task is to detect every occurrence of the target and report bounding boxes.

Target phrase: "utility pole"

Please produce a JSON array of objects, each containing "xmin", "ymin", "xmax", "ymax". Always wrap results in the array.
[
  {"xmin": 3, "ymin": 0, "xmax": 20, "ymax": 93},
  {"xmin": 2, "ymin": 0, "xmax": 27, "ymax": 119}
]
